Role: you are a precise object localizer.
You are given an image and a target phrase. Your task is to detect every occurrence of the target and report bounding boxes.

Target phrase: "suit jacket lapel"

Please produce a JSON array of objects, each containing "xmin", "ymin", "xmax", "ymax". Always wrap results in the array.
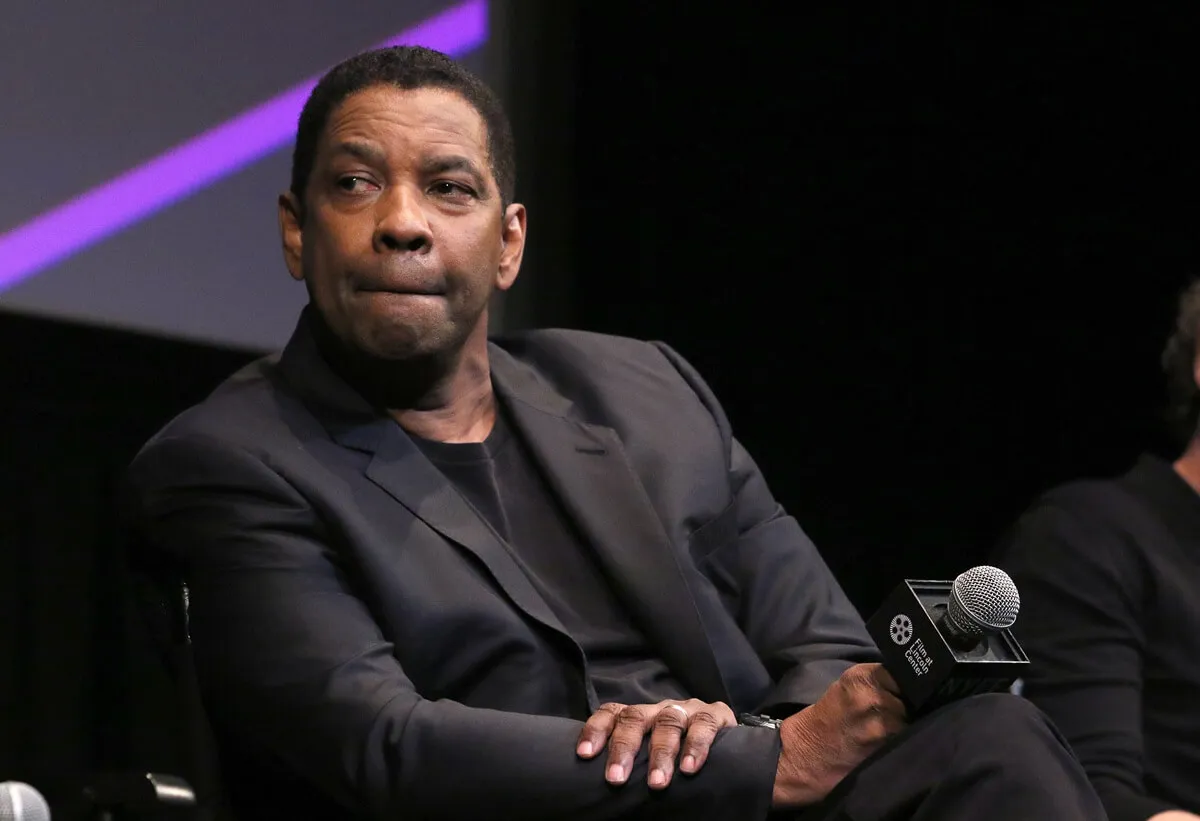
[
  {"xmin": 360, "ymin": 422, "xmax": 576, "ymax": 641},
  {"xmin": 277, "ymin": 313, "xmax": 572, "ymax": 642},
  {"xmin": 492, "ymin": 349, "xmax": 733, "ymax": 704},
  {"xmin": 277, "ymin": 312, "xmax": 730, "ymax": 704}
]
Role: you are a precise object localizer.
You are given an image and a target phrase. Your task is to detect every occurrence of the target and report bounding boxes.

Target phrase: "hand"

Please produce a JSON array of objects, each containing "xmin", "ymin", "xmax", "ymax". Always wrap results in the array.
[
  {"xmin": 773, "ymin": 663, "xmax": 908, "ymax": 808},
  {"xmin": 1148, "ymin": 812, "xmax": 1200, "ymax": 821},
  {"xmin": 576, "ymin": 698, "xmax": 737, "ymax": 789}
]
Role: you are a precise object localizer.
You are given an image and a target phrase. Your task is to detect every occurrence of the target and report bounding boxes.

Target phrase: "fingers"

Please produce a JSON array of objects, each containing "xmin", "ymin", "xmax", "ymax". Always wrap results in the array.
[
  {"xmin": 675, "ymin": 701, "xmax": 736, "ymax": 778},
  {"xmin": 874, "ymin": 690, "xmax": 908, "ymax": 735},
  {"xmin": 868, "ymin": 664, "xmax": 903, "ymax": 700},
  {"xmin": 863, "ymin": 665, "xmax": 908, "ymax": 725},
  {"xmin": 604, "ymin": 704, "xmax": 655, "ymax": 785},
  {"xmin": 576, "ymin": 702, "xmax": 625, "ymax": 759},
  {"xmin": 579, "ymin": 699, "xmax": 737, "ymax": 789},
  {"xmin": 647, "ymin": 700, "xmax": 736, "ymax": 789},
  {"xmin": 847, "ymin": 664, "xmax": 905, "ymax": 710},
  {"xmin": 646, "ymin": 704, "xmax": 689, "ymax": 788},
  {"xmin": 838, "ymin": 664, "xmax": 909, "ymax": 744}
]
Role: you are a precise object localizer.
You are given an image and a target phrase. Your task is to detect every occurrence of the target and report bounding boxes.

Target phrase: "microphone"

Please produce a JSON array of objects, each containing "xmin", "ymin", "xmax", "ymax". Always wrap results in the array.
[
  {"xmin": 0, "ymin": 782, "xmax": 50, "ymax": 821},
  {"xmin": 865, "ymin": 565, "xmax": 1030, "ymax": 716}
]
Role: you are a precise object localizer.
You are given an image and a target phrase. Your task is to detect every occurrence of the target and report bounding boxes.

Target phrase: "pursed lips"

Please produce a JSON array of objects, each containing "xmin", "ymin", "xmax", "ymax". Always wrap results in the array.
[{"xmin": 357, "ymin": 283, "xmax": 446, "ymax": 297}]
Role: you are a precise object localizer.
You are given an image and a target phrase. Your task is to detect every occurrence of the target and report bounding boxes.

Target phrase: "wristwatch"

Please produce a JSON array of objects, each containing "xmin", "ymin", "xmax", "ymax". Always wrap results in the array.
[{"xmin": 737, "ymin": 713, "xmax": 783, "ymax": 730}]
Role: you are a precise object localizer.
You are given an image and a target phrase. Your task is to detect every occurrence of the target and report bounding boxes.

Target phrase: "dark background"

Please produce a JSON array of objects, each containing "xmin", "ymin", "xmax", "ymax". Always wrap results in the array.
[
  {"xmin": 3, "ymin": 4, "xmax": 1197, "ymax": 817},
  {"xmin": 0, "ymin": 0, "xmax": 488, "ymax": 351}
]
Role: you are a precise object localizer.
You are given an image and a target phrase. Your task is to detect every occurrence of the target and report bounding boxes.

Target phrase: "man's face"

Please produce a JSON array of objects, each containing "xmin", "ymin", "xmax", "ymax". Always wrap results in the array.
[{"xmin": 279, "ymin": 85, "xmax": 525, "ymax": 361}]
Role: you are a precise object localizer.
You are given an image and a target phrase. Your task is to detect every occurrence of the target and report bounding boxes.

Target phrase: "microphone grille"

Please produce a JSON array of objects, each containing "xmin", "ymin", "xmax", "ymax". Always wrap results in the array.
[
  {"xmin": 946, "ymin": 565, "xmax": 1020, "ymax": 637},
  {"xmin": 0, "ymin": 783, "xmax": 50, "ymax": 821}
]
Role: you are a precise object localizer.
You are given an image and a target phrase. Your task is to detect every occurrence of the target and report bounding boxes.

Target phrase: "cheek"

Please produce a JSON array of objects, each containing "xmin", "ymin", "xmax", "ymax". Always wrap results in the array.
[
  {"xmin": 305, "ymin": 219, "xmax": 365, "ymax": 280},
  {"xmin": 323, "ymin": 214, "xmax": 369, "ymax": 254},
  {"xmin": 442, "ymin": 224, "xmax": 503, "ymax": 273}
]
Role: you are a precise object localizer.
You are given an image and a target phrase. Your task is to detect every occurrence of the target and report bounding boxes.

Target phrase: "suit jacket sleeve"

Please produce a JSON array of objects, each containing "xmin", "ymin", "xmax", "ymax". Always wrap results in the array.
[
  {"xmin": 996, "ymin": 492, "xmax": 1176, "ymax": 821},
  {"xmin": 126, "ymin": 433, "xmax": 781, "ymax": 821},
  {"xmin": 651, "ymin": 342, "xmax": 881, "ymax": 715}
]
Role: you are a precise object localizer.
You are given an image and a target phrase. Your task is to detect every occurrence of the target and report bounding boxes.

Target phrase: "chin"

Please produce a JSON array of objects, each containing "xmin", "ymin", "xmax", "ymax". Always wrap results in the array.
[
  {"xmin": 358, "ymin": 320, "xmax": 462, "ymax": 362},
  {"xmin": 315, "ymin": 295, "xmax": 483, "ymax": 364}
]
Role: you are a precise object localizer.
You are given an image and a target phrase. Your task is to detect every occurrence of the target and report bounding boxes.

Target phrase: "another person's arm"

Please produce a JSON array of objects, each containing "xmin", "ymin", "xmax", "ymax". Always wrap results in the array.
[
  {"xmin": 998, "ymin": 493, "xmax": 1180, "ymax": 821},
  {"xmin": 127, "ymin": 434, "xmax": 780, "ymax": 821}
]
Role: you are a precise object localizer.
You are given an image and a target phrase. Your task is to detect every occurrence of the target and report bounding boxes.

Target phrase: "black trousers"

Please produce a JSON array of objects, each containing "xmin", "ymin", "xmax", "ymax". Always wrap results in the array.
[{"xmin": 789, "ymin": 694, "xmax": 1105, "ymax": 820}]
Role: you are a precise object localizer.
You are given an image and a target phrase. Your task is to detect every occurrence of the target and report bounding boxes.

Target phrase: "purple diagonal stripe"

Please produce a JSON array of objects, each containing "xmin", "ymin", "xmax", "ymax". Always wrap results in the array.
[{"xmin": 0, "ymin": 0, "xmax": 487, "ymax": 292}]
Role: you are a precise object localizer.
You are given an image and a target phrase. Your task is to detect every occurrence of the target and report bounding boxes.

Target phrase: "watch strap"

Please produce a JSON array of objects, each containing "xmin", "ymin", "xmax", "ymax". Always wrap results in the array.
[{"xmin": 737, "ymin": 712, "xmax": 783, "ymax": 730}]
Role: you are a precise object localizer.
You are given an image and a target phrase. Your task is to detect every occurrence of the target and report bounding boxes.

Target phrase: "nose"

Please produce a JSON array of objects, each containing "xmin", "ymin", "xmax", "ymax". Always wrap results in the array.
[{"xmin": 373, "ymin": 184, "xmax": 433, "ymax": 254}]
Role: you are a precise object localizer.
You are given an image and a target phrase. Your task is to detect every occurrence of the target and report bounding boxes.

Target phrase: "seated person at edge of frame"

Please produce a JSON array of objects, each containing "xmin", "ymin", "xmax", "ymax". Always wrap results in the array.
[
  {"xmin": 124, "ymin": 45, "xmax": 1107, "ymax": 821},
  {"xmin": 998, "ymin": 279, "xmax": 1200, "ymax": 821}
]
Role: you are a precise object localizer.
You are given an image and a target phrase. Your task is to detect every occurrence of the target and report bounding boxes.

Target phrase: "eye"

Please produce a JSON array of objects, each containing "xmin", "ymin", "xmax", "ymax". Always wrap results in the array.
[
  {"xmin": 430, "ymin": 181, "xmax": 474, "ymax": 198},
  {"xmin": 336, "ymin": 175, "xmax": 377, "ymax": 193}
]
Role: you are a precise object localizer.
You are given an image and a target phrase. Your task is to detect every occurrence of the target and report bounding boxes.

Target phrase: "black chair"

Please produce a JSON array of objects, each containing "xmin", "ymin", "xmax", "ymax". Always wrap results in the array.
[
  {"xmin": 84, "ymin": 772, "xmax": 196, "ymax": 821},
  {"xmin": 125, "ymin": 546, "xmax": 230, "ymax": 821},
  {"xmin": 124, "ymin": 545, "xmax": 352, "ymax": 821}
]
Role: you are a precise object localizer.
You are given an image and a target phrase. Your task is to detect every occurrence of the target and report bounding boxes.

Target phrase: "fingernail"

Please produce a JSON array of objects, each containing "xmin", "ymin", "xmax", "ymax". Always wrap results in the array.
[
  {"xmin": 607, "ymin": 763, "xmax": 626, "ymax": 784},
  {"xmin": 649, "ymin": 768, "xmax": 665, "ymax": 787},
  {"xmin": 681, "ymin": 755, "xmax": 697, "ymax": 772},
  {"xmin": 577, "ymin": 741, "xmax": 593, "ymax": 757}
]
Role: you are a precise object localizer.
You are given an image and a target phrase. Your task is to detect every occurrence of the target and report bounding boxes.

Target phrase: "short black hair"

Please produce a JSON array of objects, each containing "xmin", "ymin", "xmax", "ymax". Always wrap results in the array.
[
  {"xmin": 1161, "ymin": 278, "xmax": 1200, "ymax": 443},
  {"xmin": 290, "ymin": 45, "xmax": 515, "ymax": 211}
]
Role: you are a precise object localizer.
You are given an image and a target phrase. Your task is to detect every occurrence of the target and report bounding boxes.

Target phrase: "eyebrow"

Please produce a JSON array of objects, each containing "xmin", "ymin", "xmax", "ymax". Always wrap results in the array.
[{"xmin": 330, "ymin": 141, "xmax": 388, "ymax": 165}]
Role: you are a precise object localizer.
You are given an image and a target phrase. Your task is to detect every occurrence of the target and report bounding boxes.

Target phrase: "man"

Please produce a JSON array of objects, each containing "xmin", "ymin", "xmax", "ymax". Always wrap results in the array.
[
  {"xmin": 998, "ymin": 280, "xmax": 1200, "ymax": 821},
  {"xmin": 126, "ymin": 45, "xmax": 1105, "ymax": 820}
]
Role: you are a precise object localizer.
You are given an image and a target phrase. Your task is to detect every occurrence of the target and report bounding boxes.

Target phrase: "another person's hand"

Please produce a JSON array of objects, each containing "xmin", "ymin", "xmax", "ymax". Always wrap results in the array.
[
  {"xmin": 576, "ymin": 698, "xmax": 737, "ymax": 789},
  {"xmin": 773, "ymin": 663, "xmax": 908, "ymax": 807}
]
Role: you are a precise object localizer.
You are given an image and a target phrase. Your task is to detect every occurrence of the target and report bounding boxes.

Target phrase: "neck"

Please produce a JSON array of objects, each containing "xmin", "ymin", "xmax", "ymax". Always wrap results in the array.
[
  {"xmin": 312, "ymin": 314, "xmax": 497, "ymax": 444},
  {"xmin": 1172, "ymin": 437, "xmax": 1200, "ymax": 496}
]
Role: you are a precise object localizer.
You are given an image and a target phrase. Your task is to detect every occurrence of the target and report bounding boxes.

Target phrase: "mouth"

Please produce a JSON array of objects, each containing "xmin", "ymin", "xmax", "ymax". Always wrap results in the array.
[
  {"xmin": 352, "ymin": 264, "xmax": 448, "ymax": 296},
  {"xmin": 358, "ymin": 285, "xmax": 446, "ymax": 297}
]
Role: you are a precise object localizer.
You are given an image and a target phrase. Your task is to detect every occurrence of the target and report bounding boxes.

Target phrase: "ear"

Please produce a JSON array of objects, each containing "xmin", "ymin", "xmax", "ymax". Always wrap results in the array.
[
  {"xmin": 495, "ymin": 203, "xmax": 527, "ymax": 292},
  {"xmin": 278, "ymin": 191, "xmax": 304, "ymax": 282}
]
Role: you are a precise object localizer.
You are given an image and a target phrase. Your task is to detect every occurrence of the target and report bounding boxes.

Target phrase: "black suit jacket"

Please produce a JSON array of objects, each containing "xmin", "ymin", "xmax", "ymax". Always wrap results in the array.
[{"xmin": 125, "ymin": 315, "xmax": 878, "ymax": 820}]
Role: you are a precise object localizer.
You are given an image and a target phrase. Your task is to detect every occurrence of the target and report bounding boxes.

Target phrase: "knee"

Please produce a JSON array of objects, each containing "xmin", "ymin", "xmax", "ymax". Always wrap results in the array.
[
  {"xmin": 899, "ymin": 695, "xmax": 1103, "ymax": 817},
  {"xmin": 930, "ymin": 693, "xmax": 1071, "ymax": 763},
  {"xmin": 944, "ymin": 692, "xmax": 1051, "ymax": 729}
]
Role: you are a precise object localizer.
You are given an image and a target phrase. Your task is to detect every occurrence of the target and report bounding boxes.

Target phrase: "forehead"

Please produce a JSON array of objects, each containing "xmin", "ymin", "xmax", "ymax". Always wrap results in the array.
[{"xmin": 320, "ymin": 85, "xmax": 489, "ymax": 162}]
